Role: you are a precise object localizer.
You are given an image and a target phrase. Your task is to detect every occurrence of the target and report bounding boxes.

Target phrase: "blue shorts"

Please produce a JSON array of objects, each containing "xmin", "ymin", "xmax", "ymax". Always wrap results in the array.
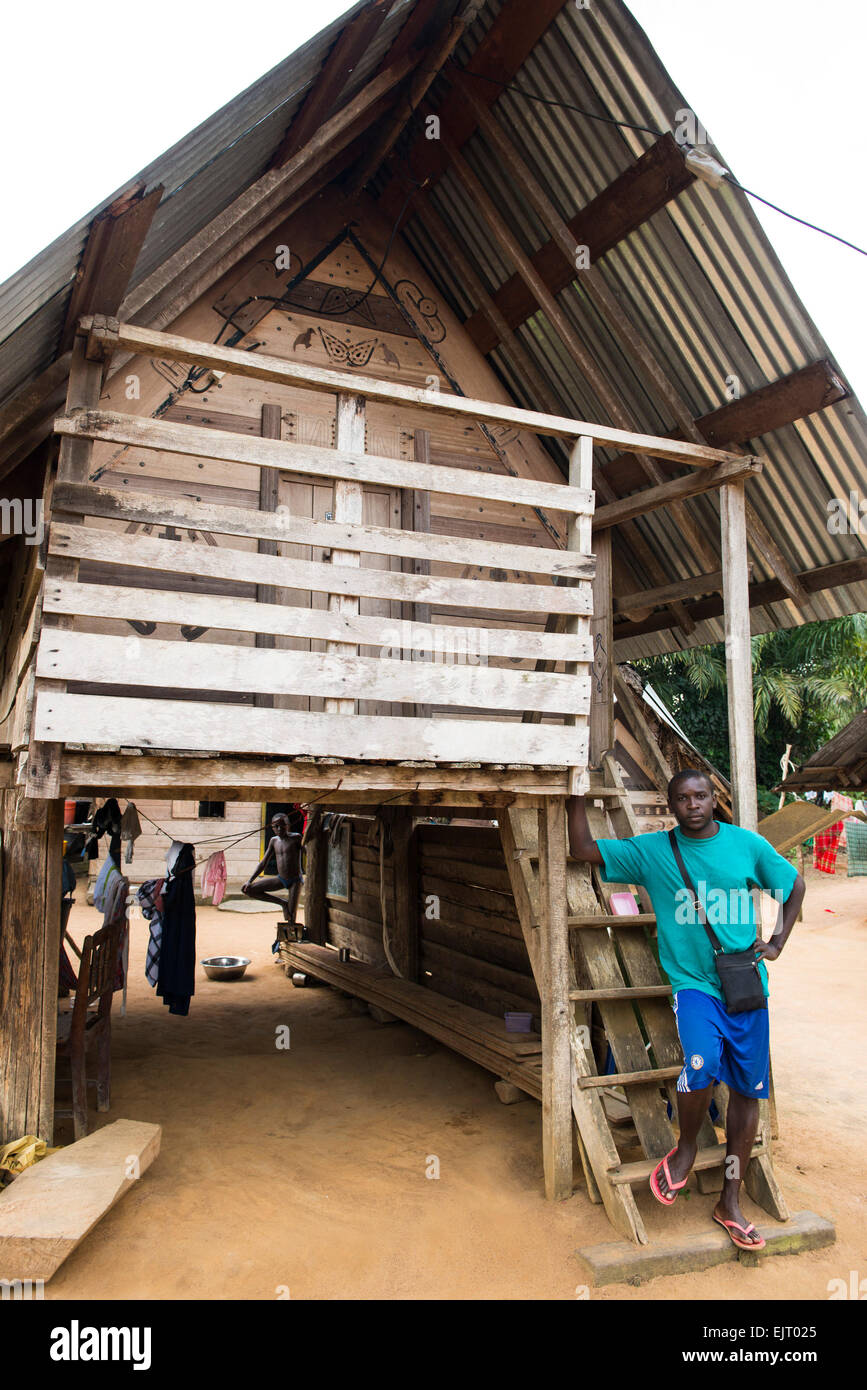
[{"xmin": 673, "ymin": 989, "xmax": 769, "ymax": 1099}]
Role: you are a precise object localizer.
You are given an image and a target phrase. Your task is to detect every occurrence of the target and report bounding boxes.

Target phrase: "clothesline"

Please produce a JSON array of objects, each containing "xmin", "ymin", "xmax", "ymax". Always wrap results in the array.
[{"xmin": 118, "ymin": 783, "xmax": 347, "ymax": 879}]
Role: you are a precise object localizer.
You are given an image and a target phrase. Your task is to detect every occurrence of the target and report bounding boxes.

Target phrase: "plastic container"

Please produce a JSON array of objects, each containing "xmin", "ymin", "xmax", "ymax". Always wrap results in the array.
[
  {"xmin": 609, "ymin": 891, "xmax": 640, "ymax": 916},
  {"xmin": 504, "ymin": 1011, "xmax": 533, "ymax": 1033}
]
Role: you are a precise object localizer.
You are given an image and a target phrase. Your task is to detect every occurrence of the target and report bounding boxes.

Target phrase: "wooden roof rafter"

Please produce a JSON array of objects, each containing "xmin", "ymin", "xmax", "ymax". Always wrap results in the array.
[{"xmin": 269, "ymin": 0, "xmax": 394, "ymax": 168}]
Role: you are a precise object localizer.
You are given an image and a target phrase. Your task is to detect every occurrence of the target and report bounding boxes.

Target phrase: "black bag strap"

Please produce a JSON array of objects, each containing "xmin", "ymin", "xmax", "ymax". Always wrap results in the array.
[{"xmin": 667, "ymin": 829, "xmax": 725, "ymax": 955}]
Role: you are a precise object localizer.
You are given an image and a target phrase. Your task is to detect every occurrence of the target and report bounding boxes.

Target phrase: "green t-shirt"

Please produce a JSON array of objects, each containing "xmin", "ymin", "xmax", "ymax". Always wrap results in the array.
[{"xmin": 597, "ymin": 822, "xmax": 798, "ymax": 1002}]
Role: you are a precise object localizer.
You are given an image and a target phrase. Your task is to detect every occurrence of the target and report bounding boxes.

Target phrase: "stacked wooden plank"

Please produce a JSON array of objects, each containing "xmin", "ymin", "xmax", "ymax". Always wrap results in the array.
[{"xmin": 283, "ymin": 941, "xmax": 542, "ymax": 1097}]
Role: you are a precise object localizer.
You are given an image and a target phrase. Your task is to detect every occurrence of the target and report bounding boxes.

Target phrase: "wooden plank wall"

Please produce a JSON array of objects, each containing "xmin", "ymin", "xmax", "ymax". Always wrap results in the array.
[{"xmin": 322, "ymin": 816, "xmax": 538, "ymax": 1021}]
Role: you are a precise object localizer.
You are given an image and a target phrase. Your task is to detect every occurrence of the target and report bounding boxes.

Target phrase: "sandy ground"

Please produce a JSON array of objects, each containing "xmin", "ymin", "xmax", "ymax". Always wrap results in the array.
[{"xmin": 43, "ymin": 862, "xmax": 865, "ymax": 1301}]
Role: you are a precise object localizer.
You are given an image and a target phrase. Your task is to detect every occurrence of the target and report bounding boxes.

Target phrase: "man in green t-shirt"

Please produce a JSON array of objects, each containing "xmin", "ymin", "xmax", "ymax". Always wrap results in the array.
[{"xmin": 567, "ymin": 770, "xmax": 805, "ymax": 1249}]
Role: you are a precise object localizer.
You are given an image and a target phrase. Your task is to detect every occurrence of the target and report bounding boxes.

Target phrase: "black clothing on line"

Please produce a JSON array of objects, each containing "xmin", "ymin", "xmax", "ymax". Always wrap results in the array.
[{"xmin": 156, "ymin": 842, "xmax": 197, "ymax": 1016}]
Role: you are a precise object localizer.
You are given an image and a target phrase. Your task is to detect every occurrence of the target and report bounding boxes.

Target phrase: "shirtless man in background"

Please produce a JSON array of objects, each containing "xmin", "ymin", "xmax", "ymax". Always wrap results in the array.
[{"xmin": 242, "ymin": 813, "xmax": 304, "ymax": 926}]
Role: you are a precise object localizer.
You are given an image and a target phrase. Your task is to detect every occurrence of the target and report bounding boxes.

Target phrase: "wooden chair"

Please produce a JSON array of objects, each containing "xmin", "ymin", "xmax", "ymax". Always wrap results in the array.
[{"xmin": 56, "ymin": 918, "xmax": 125, "ymax": 1140}]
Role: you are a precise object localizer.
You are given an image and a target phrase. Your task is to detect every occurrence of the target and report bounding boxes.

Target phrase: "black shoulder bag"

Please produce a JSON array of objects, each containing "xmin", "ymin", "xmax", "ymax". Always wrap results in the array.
[{"xmin": 668, "ymin": 830, "xmax": 766, "ymax": 1015}]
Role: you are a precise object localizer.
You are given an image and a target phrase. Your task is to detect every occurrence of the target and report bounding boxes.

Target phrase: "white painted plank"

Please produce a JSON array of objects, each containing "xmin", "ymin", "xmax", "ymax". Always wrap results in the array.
[
  {"xmin": 44, "ymin": 578, "xmax": 593, "ymax": 663},
  {"xmin": 54, "ymin": 410, "xmax": 596, "ymax": 513},
  {"xmin": 37, "ymin": 629, "xmax": 591, "ymax": 716},
  {"xmin": 53, "ymin": 481, "xmax": 594, "ymax": 578},
  {"xmin": 36, "ymin": 691, "xmax": 591, "ymax": 764},
  {"xmin": 50, "ymin": 523, "xmax": 593, "ymax": 615}
]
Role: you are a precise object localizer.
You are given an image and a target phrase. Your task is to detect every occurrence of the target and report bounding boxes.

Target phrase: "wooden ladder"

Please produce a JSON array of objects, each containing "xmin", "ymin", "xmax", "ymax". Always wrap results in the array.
[{"xmin": 500, "ymin": 754, "xmax": 787, "ymax": 1244}]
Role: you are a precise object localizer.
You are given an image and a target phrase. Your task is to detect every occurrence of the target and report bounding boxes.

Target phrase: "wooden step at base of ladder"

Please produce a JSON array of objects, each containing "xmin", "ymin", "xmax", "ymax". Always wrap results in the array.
[
  {"xmin": 608, "ymin": 1140, "xmax": 765, "ymax": 1186},
  {"xmin": 568, "ymin": 912, "xmax": 656, "ymax": 927},
  {"xmin": 576, "ymin": 1210, "xmax": 836, "ymax": 1288},
  {"xmin": 569, "ymin": 985, "xmax": 671, "ymax": 1001},
  {"xmin": 578, "ymin": 1065, "xmax": 682, "ymax": 1089}
]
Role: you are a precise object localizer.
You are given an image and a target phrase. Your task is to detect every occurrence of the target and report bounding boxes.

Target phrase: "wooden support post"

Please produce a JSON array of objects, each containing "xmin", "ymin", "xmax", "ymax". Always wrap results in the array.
[
  {"xmin": 400, "ymin": 429, "xmax": 431, "ymax": 718},
  {"xmin": 538, "ymin": 795, "xmax": 572, "ymax": 1201},
  {"xmin": 0, "ymin": 790, "xmax": 63, "ymax": 1144},
  {"xmin": 253, "ymin": 403, "xmax": 282, "ymax": 709},
  {"xmin": 720, "ymin": 482, "xmax": 758, "ymax": 830},
  {"xmin": 589, "ymin": 528, "xmax": 613, "ymax": 765},
  {"xmin": 326, "ymin": 394, "xmax": 365, "ymax": 714},
  {"xmin": 301, "ymin": 809, "xmax": 327, "ymax": 945}
]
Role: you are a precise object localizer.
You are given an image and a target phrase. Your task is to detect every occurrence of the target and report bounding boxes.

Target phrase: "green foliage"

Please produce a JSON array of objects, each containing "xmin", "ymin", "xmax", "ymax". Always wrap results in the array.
[{"xmin": 635, "ymin": 614, "xmax": 867, "ymax": 793}]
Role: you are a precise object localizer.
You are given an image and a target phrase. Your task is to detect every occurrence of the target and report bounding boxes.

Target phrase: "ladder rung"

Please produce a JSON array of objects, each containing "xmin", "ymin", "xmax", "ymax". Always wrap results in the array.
[
  {"xmin": 577, "ymin": 1065, "xmax": 681, "ymax": 1089},
  {"xmin": 569, "ymin": 985, "xmax": 671, "ymax": 1002},
  {"xmin": 608, "ymin": 1142, "xmax": 765, "ymax": 1185},
  {"xmin": 568, "ymin": 913, "xmax": 656, "ymax": 928}
]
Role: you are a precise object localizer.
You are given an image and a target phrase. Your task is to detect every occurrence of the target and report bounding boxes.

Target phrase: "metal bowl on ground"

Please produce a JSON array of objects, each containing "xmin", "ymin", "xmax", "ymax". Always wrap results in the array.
[{"xmin": 201, "ymin": 955, "xmax": 251, "ymax": 981}]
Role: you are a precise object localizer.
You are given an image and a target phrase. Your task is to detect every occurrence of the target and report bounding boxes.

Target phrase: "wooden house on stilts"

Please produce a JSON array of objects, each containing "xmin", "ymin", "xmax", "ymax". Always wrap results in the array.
[{"xmin": 1, "ymin": 0, "xmax": 865, "ymax": 1255}]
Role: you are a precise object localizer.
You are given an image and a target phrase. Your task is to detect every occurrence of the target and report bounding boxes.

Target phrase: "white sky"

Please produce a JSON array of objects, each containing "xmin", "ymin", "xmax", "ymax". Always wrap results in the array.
[{"xmin": 2, "ymin": 0, "xmax": 864, "ymax": 399}]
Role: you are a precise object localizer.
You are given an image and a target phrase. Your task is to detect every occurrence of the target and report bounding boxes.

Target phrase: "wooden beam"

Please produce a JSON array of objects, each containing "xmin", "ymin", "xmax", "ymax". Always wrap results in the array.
[
  {"xmin": 589, "ymin": 530, "xmax": 613, "ymax": 763},
  {"xmin": 57, "ymin": 754, "xmax": 569, "ymax": 797},
  {"xmin": 48, "ymin": 523, "xmax": 594, "ymax": 618},
  {"xmin": 697, "ymin": 360, "xmax": 849, "ymax": 448},
  {"xmin": 401, "ymin": 430, "xmax": 432, "ymax": 718},
  {"xmin": 612, "ymin": 556, "xmax": 867, "ymax": 643},
  {"xmin": 377, "ymin": 0, "xmax": 572, "ymax": 221},
  {"xmin": 0, "ymin": 354, "xmax": 72, "ymax": 447},
  {"xmin": 55, "ymin": 407, "xmax": 599, "ymax": 511},
  {"xmin": 593, "ymin": 457, "xmax": 763, "ymax": 530},
  {"xmin": 36, "ymin": 692, "xmax": 592, "ymax": 765},
  {"xmin": 53, "ymin": 480, "xmax": 590, "ymax": 578},
  {"xmin": 721, "ymin": 482, "xmax": 758, "ymax": 830},
  {"xmin": 38, "ymin": 629, "xmax": 592, "ymax": 716},
  {"xmin": 614, "ymin": 568, "xmax": 752, "ymax": 615},
  {"xmin": 461, "ymin": 135, "xmax": 694, "ymax": 353},
  {"xmin": 349, "ymin": 2, "xmax": 480, "ymax": 194},
  {"xmin": 61, "ymin": 186, "xmax": 163, "ymax": 351},
  {"xmin": 538, "ymin": 796, "xmax": 572, "ymax": 1201},
  {"xmin": 74, "ymin": 323, "xmax": 748, "ymax": 467},
  {"xmin": 600, "ymin": 361, "xmax": 850, "ymax": 493},
  {"xmin": 46, "ymin": 578, "xmax": 593, "ymax": 665},
  {"xmin": 254, "ymin": 403, "xmax": 282, "ymax": 709},
  {"xmin": 270, "ymin": 1, "xmax": 393, "ymax": 167}
]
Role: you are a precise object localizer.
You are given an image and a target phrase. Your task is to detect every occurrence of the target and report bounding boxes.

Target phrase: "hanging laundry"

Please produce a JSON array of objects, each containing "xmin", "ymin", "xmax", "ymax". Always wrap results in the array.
[
  {"xmin": 138, "ymin": 879, "xmax": 165, "ymax": 989},
  {"xmin": 121, "ymin": 802, "xmax": 143, "ymax": 863},
  {"xmin": 813, "ymin": 823, "xmax": 844, "ymax": 874},
  {"xmin": 101, "ymin": 870, "xmax": 130, "ymax": 1009},
  {"xmin": 157, "ymin": 843, "xmax": 197, "ymax": 1016},
  {"xmin": 166, "ymin": 839, "xmax": 185, "ymax": 875},
  {"xmin": 200, "ymin": 850, "xmax": 227, "ymax": 906},
  {"xmin": 93, "ymin": 855, "xmax": 121, "ymax": 912},
  {"xmin": 85, "ymin": 797, "xmax": 123, "ymax": 865}
]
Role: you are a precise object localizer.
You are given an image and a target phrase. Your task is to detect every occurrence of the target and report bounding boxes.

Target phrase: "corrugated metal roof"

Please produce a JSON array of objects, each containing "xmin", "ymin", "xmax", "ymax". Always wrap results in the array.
[
  {"xmin": 399, "ymin": 0, "xmax": 867, "ymax": 658},
  {"xmin": 1, "ymin": 0, "xmax": 864, "ymax": 662},
  {"xmin": 0, "ymin": 0, "xmax": 416, "ymax": 406}
]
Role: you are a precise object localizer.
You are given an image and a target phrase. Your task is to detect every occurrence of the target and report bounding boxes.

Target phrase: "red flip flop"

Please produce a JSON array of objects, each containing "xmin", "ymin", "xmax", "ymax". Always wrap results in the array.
[
  {"xmin": 713, "ymin": 1214, "xmax": 767, "ymax": 1250},
  {"xmin": 649, "ymin": 1147, "xmax": 689, "ymax": 1205}
]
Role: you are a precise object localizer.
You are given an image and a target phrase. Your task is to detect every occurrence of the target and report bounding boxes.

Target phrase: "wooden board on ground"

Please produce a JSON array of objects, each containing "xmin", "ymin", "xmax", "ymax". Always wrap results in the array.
[{"xmin": 0, "ymin": 1119, "xmax": 161, "ymax": 1281}]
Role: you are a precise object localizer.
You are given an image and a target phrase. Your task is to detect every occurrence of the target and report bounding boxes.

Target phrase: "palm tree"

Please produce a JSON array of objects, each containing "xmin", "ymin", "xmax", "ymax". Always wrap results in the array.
[{"xmin": 636, "ymin": 614, "xmax": 867, "ymax": 739}]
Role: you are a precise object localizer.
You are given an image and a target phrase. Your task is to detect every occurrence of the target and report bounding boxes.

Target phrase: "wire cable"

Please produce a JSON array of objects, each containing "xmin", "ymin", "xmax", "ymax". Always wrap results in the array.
[{"xmin": 459, "ymin": 69, "xmax": 867, "ymax": 257}]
